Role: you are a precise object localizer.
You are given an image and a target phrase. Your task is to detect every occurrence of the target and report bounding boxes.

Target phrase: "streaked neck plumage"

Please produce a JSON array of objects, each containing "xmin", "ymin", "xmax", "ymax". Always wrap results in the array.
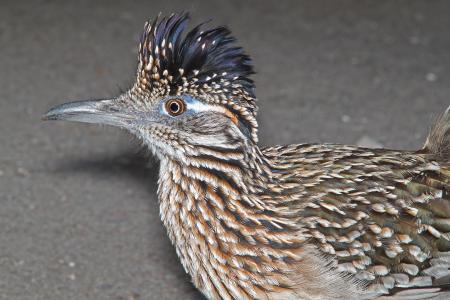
[{"xmin": 151, "ymin": 136, "xmax": 331, "ymax": 299}]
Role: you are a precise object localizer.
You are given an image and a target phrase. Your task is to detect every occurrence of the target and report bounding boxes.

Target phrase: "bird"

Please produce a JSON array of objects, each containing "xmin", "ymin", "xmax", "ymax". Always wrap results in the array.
[{"xmin": 43, "ymin": 12, "xmax": 450, "ymax": 300}]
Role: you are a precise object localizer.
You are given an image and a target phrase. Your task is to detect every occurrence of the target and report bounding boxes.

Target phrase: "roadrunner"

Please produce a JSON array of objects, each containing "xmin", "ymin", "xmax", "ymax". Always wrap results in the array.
[{"xmin": 43, "ymin": 13, "xmax": 450, "ymax": 300}]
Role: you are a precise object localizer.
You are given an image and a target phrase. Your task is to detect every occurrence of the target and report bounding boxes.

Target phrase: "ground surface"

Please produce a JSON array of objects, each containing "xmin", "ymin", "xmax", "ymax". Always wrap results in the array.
[{"xmin": 1, "ymin": 1, "xmax": 449, "ymax": 299}]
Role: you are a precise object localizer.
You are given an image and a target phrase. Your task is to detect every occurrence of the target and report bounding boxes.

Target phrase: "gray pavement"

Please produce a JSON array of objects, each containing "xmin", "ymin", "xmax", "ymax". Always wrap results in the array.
[{"xmin": 1, "ymin": 1, "xmax": 449, "ymax": 299}]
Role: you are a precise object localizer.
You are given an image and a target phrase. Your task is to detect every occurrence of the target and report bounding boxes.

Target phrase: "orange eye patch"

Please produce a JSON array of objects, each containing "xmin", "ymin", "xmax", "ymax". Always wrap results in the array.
[{"xmin": 223, "ymin": 109, "xmax": 239, "ymax": 125}]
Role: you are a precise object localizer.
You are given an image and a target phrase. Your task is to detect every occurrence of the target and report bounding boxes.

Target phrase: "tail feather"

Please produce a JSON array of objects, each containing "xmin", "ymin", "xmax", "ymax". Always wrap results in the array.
[{"xmin": 423, "ymin": 106, "xmax": 450, "ymax": 159}]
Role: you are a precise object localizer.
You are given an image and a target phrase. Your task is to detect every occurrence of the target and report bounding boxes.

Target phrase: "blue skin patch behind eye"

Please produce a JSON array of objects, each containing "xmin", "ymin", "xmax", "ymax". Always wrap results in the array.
[
  {"xmin": 159, "ymin": 95, "xmax": 252, "ymax": 139},
  {"xmin": 160, "ymin": 95, "xmax": 207, "ymax": 117}
]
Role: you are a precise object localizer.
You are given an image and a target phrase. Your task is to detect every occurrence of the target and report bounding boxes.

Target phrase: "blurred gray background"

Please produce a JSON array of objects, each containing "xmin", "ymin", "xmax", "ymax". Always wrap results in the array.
[{"xmin": 1, "ymin": 1, "xmax": 449, "ymax": 299}]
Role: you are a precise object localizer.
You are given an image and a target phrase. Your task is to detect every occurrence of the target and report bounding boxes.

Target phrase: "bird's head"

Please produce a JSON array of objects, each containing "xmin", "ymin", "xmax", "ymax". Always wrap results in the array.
[{"xmin": 43, "ymin": 13, "xmax": 258, "ymax": 161}]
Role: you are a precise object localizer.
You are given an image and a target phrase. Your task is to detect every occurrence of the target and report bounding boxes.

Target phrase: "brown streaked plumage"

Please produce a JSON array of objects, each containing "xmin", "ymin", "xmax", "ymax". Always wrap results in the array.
[{"xmin": 43, "ymin": 13, "xmax": 450, "ymax": 300}]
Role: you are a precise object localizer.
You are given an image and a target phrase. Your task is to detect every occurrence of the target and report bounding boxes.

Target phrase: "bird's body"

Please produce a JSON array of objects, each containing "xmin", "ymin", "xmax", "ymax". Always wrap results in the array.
[
  {"xmin": 43, "ymin": 13, "xmax": 450, "ymax": 299},
  {"xmin": 156, "ymin": 140, "xmax": 450, "ymax": 299}
]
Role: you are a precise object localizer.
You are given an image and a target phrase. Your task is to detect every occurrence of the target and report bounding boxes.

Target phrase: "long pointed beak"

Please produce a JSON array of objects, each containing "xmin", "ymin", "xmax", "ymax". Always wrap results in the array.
[{"xmin": 42, "ymin": 99, "xmax": 135, "ymax": 127}]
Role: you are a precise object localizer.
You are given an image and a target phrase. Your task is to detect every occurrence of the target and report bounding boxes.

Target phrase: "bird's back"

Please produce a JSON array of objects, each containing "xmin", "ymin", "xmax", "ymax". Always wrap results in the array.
[{"xmin": 261, "ymin": 139, "xmax": 450, "ymax": 298}]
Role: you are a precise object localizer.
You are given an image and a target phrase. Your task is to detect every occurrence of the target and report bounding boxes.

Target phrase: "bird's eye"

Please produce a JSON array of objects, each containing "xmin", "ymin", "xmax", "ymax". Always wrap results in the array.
[{"xmin": 165, "ymin": 98, "xmax": 186, "ymax": 116}]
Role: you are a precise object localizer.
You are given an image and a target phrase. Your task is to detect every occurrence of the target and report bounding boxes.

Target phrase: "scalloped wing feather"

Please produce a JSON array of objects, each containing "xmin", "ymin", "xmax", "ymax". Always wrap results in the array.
[{"xmin": 263, "ymin": 143, "xmax": 450, "ymax": 298}]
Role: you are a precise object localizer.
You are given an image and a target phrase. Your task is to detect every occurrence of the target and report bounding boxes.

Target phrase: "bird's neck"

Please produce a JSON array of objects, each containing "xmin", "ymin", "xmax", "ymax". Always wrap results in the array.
[
  {"xmin": 157, "ymin": 142, "xmax": 275, "ymax": 230},
  {"xmin": 156, "ymin": 142, "xmax": 309, "ymax": 299}
]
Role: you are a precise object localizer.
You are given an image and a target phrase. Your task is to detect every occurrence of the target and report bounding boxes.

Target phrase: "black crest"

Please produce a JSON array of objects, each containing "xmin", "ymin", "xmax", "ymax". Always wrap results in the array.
[{"xmin": 133, "ymin": 12, "xmax": 259, "ymax": 142}]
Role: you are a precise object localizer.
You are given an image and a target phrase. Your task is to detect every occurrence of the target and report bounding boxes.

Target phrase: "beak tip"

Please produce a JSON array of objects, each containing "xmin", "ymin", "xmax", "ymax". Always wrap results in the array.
[{"xmin": 41, "ymin": 110, "xmax": 56, "ymax": 121}]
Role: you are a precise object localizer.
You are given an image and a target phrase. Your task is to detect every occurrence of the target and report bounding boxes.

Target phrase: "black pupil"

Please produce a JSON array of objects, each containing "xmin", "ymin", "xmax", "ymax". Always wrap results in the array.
[{"xmin": 170, "ymin": 102, "xmax": 180, "ymax": 113}]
